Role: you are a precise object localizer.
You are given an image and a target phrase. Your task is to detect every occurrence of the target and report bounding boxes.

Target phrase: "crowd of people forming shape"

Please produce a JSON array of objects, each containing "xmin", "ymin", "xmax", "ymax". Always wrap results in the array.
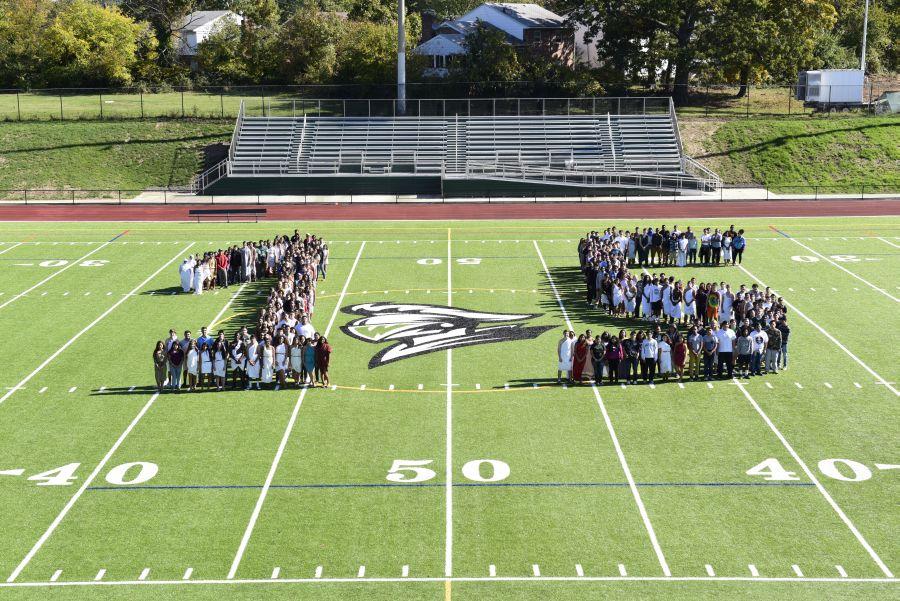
[
  {"xmin": 154, "ymin": 231, "xmax": 333, "ymax": 392},
  {"xmin": 557, "ymin": 224, "xmax": 791, "ymax": 385}
]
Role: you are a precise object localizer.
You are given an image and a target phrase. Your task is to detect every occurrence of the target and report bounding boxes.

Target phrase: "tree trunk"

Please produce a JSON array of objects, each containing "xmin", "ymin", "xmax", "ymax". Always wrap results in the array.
[
  {"xmin": 671, "ymin": 13, "xmax": 697, "ymax": 106},
  {"xmin": 735, "ymin": 64, "xmax": 750, "ymax": 98}
]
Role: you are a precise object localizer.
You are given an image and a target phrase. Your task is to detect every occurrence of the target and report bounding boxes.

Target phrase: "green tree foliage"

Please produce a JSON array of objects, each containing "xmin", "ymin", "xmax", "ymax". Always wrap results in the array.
[
  {"xmin": 276, "ymin": 7, "xmax": 343, "ymax": 84},
  {"xmin": 119, "ymin": 0, "xmax": 197, "ymax": 71},
  {"xmin": 0, "ymin": 0, "xmax": 54, "ymax": 87},
  {"xmin": 196, "ymin": 20, "xmax": 248, "ymax": 83},
  {"xmin": 451, "ymin": 21, "xmax": 523, "ymax": 94}
]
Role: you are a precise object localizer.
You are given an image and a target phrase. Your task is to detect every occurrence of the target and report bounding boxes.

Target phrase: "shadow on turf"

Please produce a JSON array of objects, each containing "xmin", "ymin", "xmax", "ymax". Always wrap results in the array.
[{"xmin": 536, "ymin": 265, "xmax": 656, "ymax": 335}]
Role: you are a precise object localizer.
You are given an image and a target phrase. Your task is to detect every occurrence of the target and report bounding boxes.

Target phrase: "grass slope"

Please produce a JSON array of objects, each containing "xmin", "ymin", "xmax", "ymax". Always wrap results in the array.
[
  {"xmin": 684, "ymin": 116, "xmax": 900, "ymax": 190},
  {"xmin": 0, "ymin": 120, "xmax": 233, "ymax": 192}
]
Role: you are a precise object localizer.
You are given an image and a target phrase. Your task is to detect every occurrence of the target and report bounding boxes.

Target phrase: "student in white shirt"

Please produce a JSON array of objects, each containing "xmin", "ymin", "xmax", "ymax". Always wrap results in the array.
[
  {"xmin": 716, "ymin": 322, "xmax": 736, "ymax": 378},
  {"xmin": 640, "ymin": 333, "xmax": 659, "ymax": 384},
  {"xmin": 749, "ymin": 328, "xmax": 768, "ymax": 376}
]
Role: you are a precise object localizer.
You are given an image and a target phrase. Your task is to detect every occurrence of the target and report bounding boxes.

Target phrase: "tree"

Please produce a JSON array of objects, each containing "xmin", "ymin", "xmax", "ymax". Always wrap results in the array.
[
  {"xmin": 704, "ymin": 0, "xmax": 836, "ymax": 96},
  {"xmin": 0, "ymin": 0, "xmax": 54, "ymax": 86},
  {"xmin": 334, "ymin": 20, "xmax": 398, "ymax": 87},
  {"xmin": 451, "ymin": 21, "xmax": 523, "ymax": 95},
  {"xmin": 41, "ymin": 0, "xmax": 145, "ymax": 86},
  {"xmin": 119, "ymin": 0, "xmax": 197, "ymax": 72},
  {"xmin": 276, "ymin": 7, "xmax": 343, "ymax": 84},
  {"xmin": 196, "ymin": 20, "xmax": 248, "ymax": 83}
]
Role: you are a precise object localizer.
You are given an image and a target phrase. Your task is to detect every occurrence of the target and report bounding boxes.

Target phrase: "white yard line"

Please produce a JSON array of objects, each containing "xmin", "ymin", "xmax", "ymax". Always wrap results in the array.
[
  {"xmin": 785, "ymin": 237, "xmax": 898, "ymax": 303},
  {"xmin": 737, "ymin": 264, "xmax": 897, "ymax": 397},
  {"xmin": 227, "ymin": 241, "xmax": 366, "ymax": 580},
  {"xmin": 0, "ymin": 243, "xmax": 194, "ymax": 409},
  {"xmin": 445, "ymin": 229, "xmax": 454, "ymax": 578},
  {"xmin": 0, "ymin": 575, "xmax": 897, "ymax": 588},
  {"xmin": 208, "ymin": 282, "xmax": 248, "ymax": 331},
  {"xmin": 733, "ymin": 379, "xmax": 893, "ymax": 578},
  {"xmin": 0, "ymin": 242, "xmax": 23, "ymax": 256},
  {"xmin": 876, "ymin": 237, "xmax": 900, "ymax": 250},
  {"xmin": 533, "ymin": 240, "xmax": 670, "ymax": 577},
  {"xmin": 0, "ymin": 239, "xmax": 118, "ymax": 310},
  {"xmin": 6, "ymin": 393, "xmax": 160, "ymax": 582}
]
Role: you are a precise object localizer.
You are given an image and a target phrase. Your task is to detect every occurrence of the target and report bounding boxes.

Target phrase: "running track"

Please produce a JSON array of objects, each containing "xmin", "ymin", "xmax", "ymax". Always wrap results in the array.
[{"xmin": 0, "ymin": 199, "xmax": 898, "ymax": 221}]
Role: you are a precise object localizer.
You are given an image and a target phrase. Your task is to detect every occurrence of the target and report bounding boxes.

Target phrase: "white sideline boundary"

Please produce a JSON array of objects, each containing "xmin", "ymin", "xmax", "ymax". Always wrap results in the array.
[
  {"xmin": 445, "ymin": 229, "xmax": 454, "ymax": 578},
  {"xmin": 784, "ymin": 237, "xmax": 898, "ymax": 303},
  {"xmin": 227, "ymin": 241, "xmax": 366, "ymax": 580},
  {"xmin": 0, "ymin": 575, "xmax": 895, "ymax": 588},
  {"xmin": 0, "ymin": 238, "xmax": 118, "ymax": 310},
  {"xmin": 0, "ymin": 243, "xmax": 194, "ymax": 408},
  {"xmin": 737, "ymin": 264, "xmax": 898, "ymax": 397},
  {"xmin": 733, "ymin": 380, "xmax": 893, "ymax": 578},
  {"xmin": 533, "ymin": 240, "xmax": 671, "ymax": 577}
]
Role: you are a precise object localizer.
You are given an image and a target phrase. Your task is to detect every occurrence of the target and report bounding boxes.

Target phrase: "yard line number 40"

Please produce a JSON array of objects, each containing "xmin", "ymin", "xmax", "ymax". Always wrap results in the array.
[
  {"xmin": 25, "ymin": 462, "xmax": 157, "ymax": 486},
  {"xmin": 747, "ymin": 458, "xmax": 895, "ymax": 482}
]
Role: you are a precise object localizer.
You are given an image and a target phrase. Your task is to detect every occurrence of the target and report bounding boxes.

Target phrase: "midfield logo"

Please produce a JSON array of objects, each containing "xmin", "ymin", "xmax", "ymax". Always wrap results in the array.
[{"xmin": 341, "ymin": 302, "xmax": 555, "ymax": 368}]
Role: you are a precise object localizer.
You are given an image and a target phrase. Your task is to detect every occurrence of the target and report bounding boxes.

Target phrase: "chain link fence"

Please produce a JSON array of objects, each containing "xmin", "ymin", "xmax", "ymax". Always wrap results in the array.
[{"xmin": 1, "ymin": 80, "xmax": 897, "ymax": 121}]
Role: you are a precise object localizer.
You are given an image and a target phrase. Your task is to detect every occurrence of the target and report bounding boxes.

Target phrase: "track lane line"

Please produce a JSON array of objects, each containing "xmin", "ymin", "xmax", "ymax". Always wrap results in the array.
[
  {"xmin": 534, "ymin": 240, "xmax": 671, "ymax": 577},
  {"xmin": 733, "ymin": 379, "xmax": 893, "ymax": 578},
  {"xmin": 227, "ymin": 241, "xmax": 366, "ymax": 580},
  {"xmin": 0, "ymin": 243, "xmax": 194, "ymax": 408},
  {"xmin": 737, "ymin": 263, "xmax": 898, "ymax": 396}
]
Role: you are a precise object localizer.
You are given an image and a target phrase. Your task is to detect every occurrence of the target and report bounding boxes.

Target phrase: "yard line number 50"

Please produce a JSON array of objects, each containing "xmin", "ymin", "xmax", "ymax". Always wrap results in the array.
[{"xmin": 387, "ymin": 459, "xmax": 510, "ymax": 483}]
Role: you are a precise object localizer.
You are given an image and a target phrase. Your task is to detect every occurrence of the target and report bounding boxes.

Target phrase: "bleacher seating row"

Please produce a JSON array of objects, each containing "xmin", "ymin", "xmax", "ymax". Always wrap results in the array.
[{"xmin": 227, "ymin": 114, "xmax": 686, "ymax": 178}]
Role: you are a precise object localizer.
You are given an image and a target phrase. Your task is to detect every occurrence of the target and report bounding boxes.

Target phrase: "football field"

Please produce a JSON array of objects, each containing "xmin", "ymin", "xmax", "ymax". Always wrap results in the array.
[{"xmin": 0, "ymin": 216, "xmax": 897, "ymax": 601}]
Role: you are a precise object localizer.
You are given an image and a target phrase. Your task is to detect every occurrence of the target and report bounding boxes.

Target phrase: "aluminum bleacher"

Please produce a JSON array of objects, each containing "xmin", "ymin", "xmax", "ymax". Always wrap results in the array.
[{"xmin": 195, "ymin": 97, "xmax": 721, "ymax": 196}]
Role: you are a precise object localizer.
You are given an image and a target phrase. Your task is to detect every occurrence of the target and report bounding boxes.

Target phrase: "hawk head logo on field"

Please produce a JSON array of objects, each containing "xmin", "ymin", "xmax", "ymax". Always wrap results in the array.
[{"xmin": 341, "ymin": 302, "xmax": 555, "ymax": 368}]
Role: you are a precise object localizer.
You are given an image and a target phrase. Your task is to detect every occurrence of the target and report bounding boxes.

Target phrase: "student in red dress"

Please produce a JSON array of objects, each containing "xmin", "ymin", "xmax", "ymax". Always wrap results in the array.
[
  {"xmin": 673, "ymin": 336, "xmax": 688, "ymax": 381},
  {"xmin": 571, "ymin": 334, "xmax": 589, "ymax": 382},
  {"xmin": 315, "ymin": 337, "xmax": 332, "ymax": 387}
]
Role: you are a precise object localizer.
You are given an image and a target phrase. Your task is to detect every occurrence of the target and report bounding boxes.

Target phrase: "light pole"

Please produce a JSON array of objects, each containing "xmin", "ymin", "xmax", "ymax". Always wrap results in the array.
[
  {"xmin": 397, "ymin": 0, "xmax": 407, "ymax": 115},
  {"xmin": 860, "ymin": 0, "xmax": 869, "ymax": 72}
]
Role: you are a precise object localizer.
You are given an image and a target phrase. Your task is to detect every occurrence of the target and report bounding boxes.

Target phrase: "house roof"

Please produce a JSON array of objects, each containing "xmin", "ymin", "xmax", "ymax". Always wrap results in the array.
[
  {"xmin": 483, "ymin": 3, "xmax": 567, "ymax": 28},
  {"xmin": 177, "ymin": 11, "xmax": 237, "ymax": 32},
  {"xmin": 414, "ymin": 34, "xmax": 468, "ymax": 56}
]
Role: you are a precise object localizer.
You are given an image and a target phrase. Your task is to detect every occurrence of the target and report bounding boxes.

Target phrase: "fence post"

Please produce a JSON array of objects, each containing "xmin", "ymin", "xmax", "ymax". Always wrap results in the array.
[
  {"xmin": 16, "ymin": 91, "xmax": 20, "ymax": 121},
  {"xmin": 140, "ymin": 91, "xmax": 144, "ymax": 119},
  {"xmin": 99, "ymin": 92, "xmax": 103, "ymax": 119},
  {"xmin": 868, "ymin": 81, "xmax": 874, "ymax": 114},
  {"xmin": 860, "ymin": 184, "xmax": 865, "ymax": 200},
  {"xmin": 746, "ymin": 84, "xmax": 750, "ymax": 117},
  {"xmin": 261, "ymin": 88, "xmax": 265, "ymax": 116},
  {"xmin": 181, "ymin": 90, "xmax": 185, "ymax": 117},
  {"xmin": 787, "ymin": 85, "xmax": 791, "ymax": 115},
  {"xmin": 117, "ymin": 190, "xmax": 121, "ymax": 204},
  {"xmin": 221, "ymin": 93, "xmax": 224, "ymax": 118},
  {"xmin": 705, "ymin": 84, "xmax": 710, "ymax": 117},
  {"xmin": 59, "ymin": 95, "xmax": 63, "ymax": 120}
]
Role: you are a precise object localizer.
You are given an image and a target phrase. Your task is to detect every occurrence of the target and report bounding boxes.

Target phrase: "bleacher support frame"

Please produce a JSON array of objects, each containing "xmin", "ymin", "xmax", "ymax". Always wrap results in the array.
[{"xmin": 193, "ymin": 97, "xmax": 721, "ymax": 196}]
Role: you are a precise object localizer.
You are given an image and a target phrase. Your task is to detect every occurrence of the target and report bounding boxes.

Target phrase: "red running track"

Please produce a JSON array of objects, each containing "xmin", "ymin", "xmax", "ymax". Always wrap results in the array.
[{"xmin": 0, "ymin": 199, "xmax": 898, "ymax": 221}]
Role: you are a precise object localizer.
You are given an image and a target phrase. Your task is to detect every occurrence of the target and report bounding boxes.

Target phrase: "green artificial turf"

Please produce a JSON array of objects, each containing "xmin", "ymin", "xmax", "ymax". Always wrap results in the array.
[{"xmin": 0, "ymin": 217, "xmax": 897, "ymax": 601}]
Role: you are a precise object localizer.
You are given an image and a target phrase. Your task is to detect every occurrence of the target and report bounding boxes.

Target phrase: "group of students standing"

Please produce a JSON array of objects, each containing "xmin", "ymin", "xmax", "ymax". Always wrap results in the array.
[
  {"xmin": 155, "ymin": 231, "xmax": 333, "ymax": 392},
  {"xmin": 557, "ymin": 223, "xmax": 791, "ymax": 385}
]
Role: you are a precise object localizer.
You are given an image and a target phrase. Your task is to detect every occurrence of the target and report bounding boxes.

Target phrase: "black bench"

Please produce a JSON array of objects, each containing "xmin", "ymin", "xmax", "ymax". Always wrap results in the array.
[{"xmin": 188, "ymin": 208, "xmax": 267, "ymax": 223}]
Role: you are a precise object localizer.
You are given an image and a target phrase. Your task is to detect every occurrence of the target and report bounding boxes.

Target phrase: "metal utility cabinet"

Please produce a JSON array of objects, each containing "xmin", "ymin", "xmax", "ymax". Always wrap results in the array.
[{"xmin": 796, "ymin": 69, "xmax": 865, "ymax": 111}]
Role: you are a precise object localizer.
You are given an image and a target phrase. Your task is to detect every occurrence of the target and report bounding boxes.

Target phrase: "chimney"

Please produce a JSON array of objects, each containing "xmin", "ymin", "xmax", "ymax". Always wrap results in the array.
[{"xmin": 420, "ymin": 10, "xmax": 437, "ymax": 44}]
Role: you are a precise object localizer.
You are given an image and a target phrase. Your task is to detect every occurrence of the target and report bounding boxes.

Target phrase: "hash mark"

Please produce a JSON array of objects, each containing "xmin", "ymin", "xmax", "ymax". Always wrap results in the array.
[
  {"xmin": 401, "ymin": 565, "xmax": 409, "ymax": 578},
  {"xmin": 824, "ymin": 382, "xmax": 832, "ymax": 389},
  {"xmin": 357, "ymin": 566, "xmax": 365, "ymax": 578},
  {"xmin": 489, "ymin": 564, "xmax": 496, "ymax": 577},
  {"xmin": 792, "ymin": 564, "xmax": 803, "ymax": 577},
  {"xmin": 183, "ymin": 568, "xmax": 193, "ymax": 580},
  {"xmin": 314, "ymin": 566, "xmax": 323, "ymax": 578},
  {"xmin": 39, "ymin": 387, "xmax": 47, "ymax": 394},
  {"xmin": 795, "ymin": 382, "xmax": 803, "ymax": 389},
  {"xmin": 532, "ymin": 564, "xmax": 540, "ymax": 577},
  {"xmin": 271, "ymin": 567, "xmax": 280, "ymax": 579},
  {"xmin": 575, "ymin": 564, "xmax": 584, "ymax": 577},
  {"xmin": 139, "ymin": 568, "xmax": 150, "ymax": 581},
  {"xmin": 749, "ymin": 564, "xmax": 759, "ymax": 577},
  {"xmin": 68, "ymin": 386, "xmax": 76, "ymax": 393},
  {"xmin": 705, "ymin": 564, "xmax": 715, "ymax": 576},
  {"xmin": 836, "ymin": 565, "xmax": 848, "ymax": 578},
  {"xmin": 765, "ymin": 382, "xmax": 773, "ymax": 389},
  {"xmin": 50, "ymin": 569, "xmax": 62, "ymax": 582},
  {"xmin": 94, "ymin": 569, "xmax": 105, "ymax": 581},
  {"xmin": 618, "ymin": 564, "xmax": 627, "ymax": 576},
  {"xmin": 854, "ymin": 382, "xmax": 862, "ymax": 388}
]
